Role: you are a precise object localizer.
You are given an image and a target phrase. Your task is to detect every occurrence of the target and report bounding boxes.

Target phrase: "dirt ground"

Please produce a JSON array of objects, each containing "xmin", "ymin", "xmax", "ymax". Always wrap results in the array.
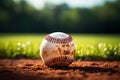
[{"xmin": 0, "ymin": 59, "xmax": 120, "ymax": 80}]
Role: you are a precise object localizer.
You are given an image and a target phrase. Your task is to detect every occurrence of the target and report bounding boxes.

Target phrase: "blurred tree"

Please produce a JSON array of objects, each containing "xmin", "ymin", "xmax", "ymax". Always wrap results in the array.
[
  {"xmin": 92, "ymin": 0, "xmax": 120, "ymax": 33},
  {"xmin": 52, "ymin": 3, "xmax": 69, "ymax": 32},
  {"xmin": 60, "ymin": 8, "xmax": 80, "ymax": 32},
  {"xmin": 0, "ymin": 0, "xmax": 15, "ymax": 32}
]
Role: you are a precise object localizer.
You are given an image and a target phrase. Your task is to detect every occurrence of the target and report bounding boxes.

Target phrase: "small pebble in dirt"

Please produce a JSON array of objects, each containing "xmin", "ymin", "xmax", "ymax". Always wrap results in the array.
[
  {"xmin": 96, "ymin": 73, "xmax": 101, "ymax": 75},
  {"xmin": 80, "ymin": 71, "xmax": 86, "ymax": 75}
]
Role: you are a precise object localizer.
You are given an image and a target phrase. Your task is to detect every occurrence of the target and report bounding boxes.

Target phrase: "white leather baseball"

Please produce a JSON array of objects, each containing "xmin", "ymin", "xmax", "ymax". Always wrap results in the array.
[{"xmin": 40, "ymin": 32, "xmax": 76, "ymax": 67}]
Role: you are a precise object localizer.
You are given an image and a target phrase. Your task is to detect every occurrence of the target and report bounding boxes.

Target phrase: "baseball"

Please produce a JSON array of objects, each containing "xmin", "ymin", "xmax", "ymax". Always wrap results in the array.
[{"xmin": 40, "ymin": 32, "xmax": 76, "ymax": 67}]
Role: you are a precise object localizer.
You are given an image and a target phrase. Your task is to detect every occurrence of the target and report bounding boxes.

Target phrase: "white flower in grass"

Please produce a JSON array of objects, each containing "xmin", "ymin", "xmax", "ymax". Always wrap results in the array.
[
  {"xmin": 104, "ymin": 48, "xmax": 107, "ymax": 51},
  {"xmin": 98, "ymin": 42, "xmax": 106, "ymax": 48},
  {"xmin": 26, "ymin": 41, "xmax": 31, "ymax": 45},
  {"xmin": 114, "ymin": 52, "xmax": 117, "ymax": 55},
  {"xmin": 17, "ymin": 42, "xmax": 21, "ymax": 46},
  {"xmin": 77, "ymin": 50, "xmax": 80, "ymax": 53},
  {"xmin": 22, "ymin": 44, "xmax": 26, "ymax": 48}
]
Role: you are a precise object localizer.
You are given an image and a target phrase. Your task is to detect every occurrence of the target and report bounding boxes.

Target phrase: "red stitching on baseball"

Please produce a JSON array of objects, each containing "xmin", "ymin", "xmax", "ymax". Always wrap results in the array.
[{"xmin": 45, "ymin": 35, "xmax": 72, "ymax": 44}]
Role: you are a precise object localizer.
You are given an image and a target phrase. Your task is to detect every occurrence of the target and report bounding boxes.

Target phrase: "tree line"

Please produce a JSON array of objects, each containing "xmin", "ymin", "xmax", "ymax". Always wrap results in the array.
[{"xmin": 0, "ymin": 0, "xmax": 120, "ymax": 33}]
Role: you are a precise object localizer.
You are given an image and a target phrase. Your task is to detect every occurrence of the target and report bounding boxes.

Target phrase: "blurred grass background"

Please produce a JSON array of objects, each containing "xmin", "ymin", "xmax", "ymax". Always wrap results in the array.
[{"xmin": 0, "ymin": 34, "xmax": 120, "ymax": 60}]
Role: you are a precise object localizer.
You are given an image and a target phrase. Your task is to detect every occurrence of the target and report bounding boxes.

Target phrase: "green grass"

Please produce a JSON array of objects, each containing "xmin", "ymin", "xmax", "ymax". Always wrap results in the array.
[{"xmin": 0, "ymin": 33, "xmax": 120, "ymax": 60}]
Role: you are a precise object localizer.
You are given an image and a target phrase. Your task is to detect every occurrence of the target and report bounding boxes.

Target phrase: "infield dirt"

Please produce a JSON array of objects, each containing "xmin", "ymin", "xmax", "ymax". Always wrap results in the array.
[{"xmin": 0, "ymin": 59, "xmax": 120, "ymax": 80}]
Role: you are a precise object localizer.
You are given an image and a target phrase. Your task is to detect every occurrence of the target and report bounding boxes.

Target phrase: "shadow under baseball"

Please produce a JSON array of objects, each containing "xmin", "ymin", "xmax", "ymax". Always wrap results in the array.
[{"xmin": 51, "ymin": 66, "xmax": 117, "ymax": 73}]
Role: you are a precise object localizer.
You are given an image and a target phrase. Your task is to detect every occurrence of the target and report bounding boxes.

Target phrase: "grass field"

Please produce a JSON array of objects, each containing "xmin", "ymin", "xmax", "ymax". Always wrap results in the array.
[{"xmin": 0, "ymin": 33, "xmax": 120, "ymax": 60}]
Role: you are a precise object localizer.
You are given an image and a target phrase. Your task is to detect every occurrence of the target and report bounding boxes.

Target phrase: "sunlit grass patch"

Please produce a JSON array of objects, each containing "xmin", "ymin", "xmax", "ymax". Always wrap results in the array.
[{"xmin": 0, "ymin": 34, "xmax": 45, "ymax": 59}]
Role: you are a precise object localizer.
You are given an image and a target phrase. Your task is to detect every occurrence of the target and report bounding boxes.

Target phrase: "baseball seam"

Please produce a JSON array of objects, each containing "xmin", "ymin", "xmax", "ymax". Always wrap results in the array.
[
  {"xmin": 45, "ymin": 35, "xmax": 72, "ymax": 44},
  {"xmin": 45, "ymin": 56, "xmax": 74, "ymax": 67}
]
